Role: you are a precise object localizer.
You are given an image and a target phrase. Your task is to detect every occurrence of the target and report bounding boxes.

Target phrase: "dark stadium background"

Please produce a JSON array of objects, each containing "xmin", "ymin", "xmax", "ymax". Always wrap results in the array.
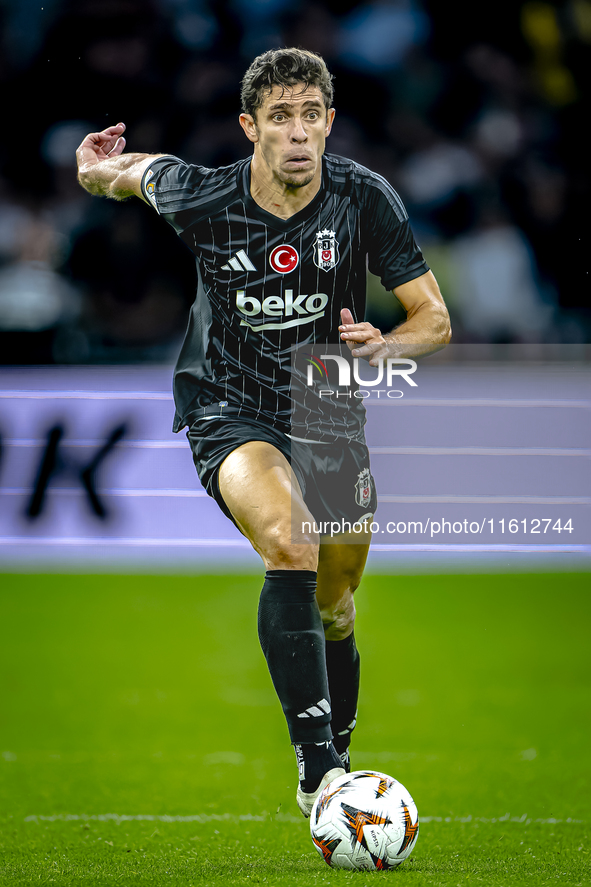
[
  {"xmin": 0, "ymin": 7, "xmax": 589, "ymax": 881},
  {"xmin": 0, "ymin": 0, "xmax": 589, "ymax": 364}
]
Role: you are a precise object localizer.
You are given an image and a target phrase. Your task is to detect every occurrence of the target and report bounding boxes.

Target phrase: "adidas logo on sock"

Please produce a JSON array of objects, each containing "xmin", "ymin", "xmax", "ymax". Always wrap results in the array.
[
  {"xmin": 221, "ymin": 250, "xmax": 257, "ymax": 272},
  {"xmin": 297, "ymin": 698, "xmax": 331, "ymax": 719}
]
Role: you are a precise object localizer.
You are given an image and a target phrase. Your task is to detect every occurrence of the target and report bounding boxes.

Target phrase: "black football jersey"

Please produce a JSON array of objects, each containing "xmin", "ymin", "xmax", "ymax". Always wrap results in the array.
[{"xmin": 141, "ymin": 153, "xmax": 429, "ymax": 440}]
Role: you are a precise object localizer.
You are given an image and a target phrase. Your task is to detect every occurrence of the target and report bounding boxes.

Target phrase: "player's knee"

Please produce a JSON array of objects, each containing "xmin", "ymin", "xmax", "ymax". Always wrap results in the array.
[
  {"xmin": 318, "ymin": 562, "xmax": 363, "ymax": 638},
  {"xmin": 261, "ymin": 518, "xmax": 319, "ymax": 571},
  {"xmin": 320, "ymin": 594, "xmax": 356, "ymax": 641}
]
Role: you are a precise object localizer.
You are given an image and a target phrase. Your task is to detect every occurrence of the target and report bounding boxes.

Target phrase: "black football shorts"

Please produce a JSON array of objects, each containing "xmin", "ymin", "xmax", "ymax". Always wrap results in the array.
[{"xmin": 186, "ymin": 415, "xmax": 377, "ymax": 533}]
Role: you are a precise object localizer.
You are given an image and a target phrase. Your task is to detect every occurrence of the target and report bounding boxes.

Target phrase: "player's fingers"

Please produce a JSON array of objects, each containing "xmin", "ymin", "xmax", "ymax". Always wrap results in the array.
[
  {"xmin": 340, "ymin": 307, "xmax": 355, "ymax": 326},
  {"xmin": 78, "ymin": 124, "xmax": 125, "ymax": 152},
  {"xmin": 339, "ymin": 322, "xmax": 381, "ymax": 336},
  {"xmin": 340, "ymin": 328, "xmax": 382, "ymax": 345},
  {"xmin": 80, "ymin": 123, "xmax": 123, "ymax": 145},
  {"xmin": 77, "ymin": 132, "xmax": 102, "ymax": 151},
  {"xmin": 76, "ymin": 137, "xmax": 112, "ymax": 163},
  {"xmin": 350, "ymin": 340, "xmax": 384, "ymax": 358},
  {"xmin": 107, "ymin": 137, "xmax": 126, "ymax": 156},
  {"xmin": 100, "ymin": 122, "xmax": 126, "ymax": 138},
  {"xmin": 367, "ymin": 343, "xmax": 395, "ymax": 365},
  {"xmin": 339, "ymin": 321, "xmax": 377, "ymax": 332}
]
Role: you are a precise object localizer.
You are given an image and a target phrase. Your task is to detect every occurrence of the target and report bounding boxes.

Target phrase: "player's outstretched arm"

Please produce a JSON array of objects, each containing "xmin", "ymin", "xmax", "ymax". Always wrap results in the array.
[
  {"xmin": 339, "ymin": 270, "xmax": 451, "ymax": 365},
  {"xmin": 76, "ymin": 123, "xmax": 163, "ymax": 202}
]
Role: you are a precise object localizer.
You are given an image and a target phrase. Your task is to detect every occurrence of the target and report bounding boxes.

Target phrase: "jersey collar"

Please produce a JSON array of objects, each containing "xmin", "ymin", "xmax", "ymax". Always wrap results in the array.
[{"xmin": 238, "ymin": 158, "xmax": 325, "ymax": 232}]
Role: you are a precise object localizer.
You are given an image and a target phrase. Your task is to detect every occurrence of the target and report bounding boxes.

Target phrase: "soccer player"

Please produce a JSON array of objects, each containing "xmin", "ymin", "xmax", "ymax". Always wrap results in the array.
[{"xmin": 76, "ymin": 48, "xmax": 450, "ymax": 817}]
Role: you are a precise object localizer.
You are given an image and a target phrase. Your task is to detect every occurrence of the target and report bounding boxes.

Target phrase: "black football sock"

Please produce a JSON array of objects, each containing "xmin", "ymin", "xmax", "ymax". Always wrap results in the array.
[
  {"xmin": 294, "ymin": 740, "xmax": 343, "ymax": 793},
  {"xmin": 325, "ymin": 632, "xmax": 360, "ymax": 757},
  {"xmin": 257, "ymin": 570, "xmax": 332, "ymax": 746}
]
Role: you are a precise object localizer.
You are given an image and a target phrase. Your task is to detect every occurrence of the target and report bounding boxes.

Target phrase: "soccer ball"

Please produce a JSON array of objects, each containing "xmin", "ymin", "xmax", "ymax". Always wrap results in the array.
[{"xmin": 310, "ymin": 769, "xmax": 419, "ymax": 870}]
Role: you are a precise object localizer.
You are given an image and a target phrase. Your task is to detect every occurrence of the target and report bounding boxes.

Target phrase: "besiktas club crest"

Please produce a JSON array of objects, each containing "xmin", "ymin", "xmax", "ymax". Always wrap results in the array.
[
  {"xmin": 313, "ymin": 229, "xmax": 339, "ymax": 271},
  {"xmin": 355, "ymin": 468, "xmax": 373, "ymax": 508}
]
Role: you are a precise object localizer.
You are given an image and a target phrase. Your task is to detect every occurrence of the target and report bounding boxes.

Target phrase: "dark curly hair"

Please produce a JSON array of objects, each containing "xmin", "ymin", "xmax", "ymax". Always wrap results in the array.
[{"xmin": 241, "ymin": 48, "xmax": 334, "ymax": 120}]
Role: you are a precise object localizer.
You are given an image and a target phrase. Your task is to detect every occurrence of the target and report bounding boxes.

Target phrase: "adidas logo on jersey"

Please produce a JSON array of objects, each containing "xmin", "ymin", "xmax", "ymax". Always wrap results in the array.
[
  {"xmin": 236, "ymin": 289, "xmax": 328, "ymax": 331},
  {"xmin": 222, "ymin": 250, "xmax": 257, "ymax": 272}
]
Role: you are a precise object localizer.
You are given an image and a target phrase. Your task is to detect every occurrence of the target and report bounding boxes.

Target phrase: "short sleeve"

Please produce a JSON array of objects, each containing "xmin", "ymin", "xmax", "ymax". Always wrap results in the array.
[
  {"xmin": 141, "ymin": 155, "xmax": 185, "ymax": 213},
  {"xmin": 364, "ymin": 180, "xmax": 429, "ymax": 291},
  {"xmin": 141, "ymin": 156, "xmax": 214, "ymax": 223}
]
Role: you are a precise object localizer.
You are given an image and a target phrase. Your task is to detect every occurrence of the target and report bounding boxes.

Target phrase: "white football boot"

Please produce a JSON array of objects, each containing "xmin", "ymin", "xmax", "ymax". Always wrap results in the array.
[{"xmin": 296, "ymin": 766, "xmax": 345, "ymax": 818}]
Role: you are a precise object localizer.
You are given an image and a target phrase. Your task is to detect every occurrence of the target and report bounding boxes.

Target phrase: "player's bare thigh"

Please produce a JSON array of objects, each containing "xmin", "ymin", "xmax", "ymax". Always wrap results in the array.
[
  {"xmin": 218, "ymin": 440, "xmax": 319, "ymax": 571},
  {"xmin": 316, "ymin": 530, "xmax": 371, "ymax": 641}
]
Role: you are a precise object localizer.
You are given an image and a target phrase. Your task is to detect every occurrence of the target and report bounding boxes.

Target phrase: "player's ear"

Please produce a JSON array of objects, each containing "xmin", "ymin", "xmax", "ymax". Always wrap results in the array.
[
  {"xmin": 325, "ymin": 108, "xmax": 335, "ymax": 137},
  {"xmin": 239, "ymin": 113, "xmax": 258, "ymax": 143}
]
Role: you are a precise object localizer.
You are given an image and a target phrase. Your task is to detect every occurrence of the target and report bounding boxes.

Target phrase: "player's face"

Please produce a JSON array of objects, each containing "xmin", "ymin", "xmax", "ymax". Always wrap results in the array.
[{"xmin": 240, "ymin": 84, "xmax": 335, "ymax": 190}]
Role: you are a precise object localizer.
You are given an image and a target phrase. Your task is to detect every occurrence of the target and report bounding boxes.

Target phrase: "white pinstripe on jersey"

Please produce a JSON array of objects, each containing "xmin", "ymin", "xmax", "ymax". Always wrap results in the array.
[{"xmin": 140, "ymin": 154, "xmax": 428, "ymax": 438}]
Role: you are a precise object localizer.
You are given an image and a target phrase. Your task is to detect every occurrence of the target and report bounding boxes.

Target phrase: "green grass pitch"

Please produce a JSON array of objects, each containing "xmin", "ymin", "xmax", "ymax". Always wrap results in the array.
[{"xmin": 0, "ymin": 571, "xmax": 589, "ymax": 886}]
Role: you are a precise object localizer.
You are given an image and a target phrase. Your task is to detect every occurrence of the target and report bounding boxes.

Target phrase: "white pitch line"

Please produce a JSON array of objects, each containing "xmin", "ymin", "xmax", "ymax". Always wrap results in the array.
[
  {"xmin": 370, "ymin": 447, "xmax": 591, "ymax": 457},
  {"xmin": 1, "ymin": 392, "xmax": 589, "ymax": 408},
  {"xmin": 0, "ymin": 537, "xmax": 251, "ymax": 547},
  {"xmin": 0, "ymin": 391, "xmax": 173, "ymax": 400},
  {"xmin": 419, "ymin": 815, "xmax": 585, "ymax": 824},
  {"xmin": 370, "ymin": 544, "xmax": 591, "ymax": 553},
  {"xmin": 1, "ymin": 490, "xmax": 589, "ymax": 506},
  {"xmin": 366, "ymin": 398, "xmax": 591, "ymax": 409},
  {"xmin": 0, "ymin": 538, "xmax": 588, "ymax": 553},
  {"xmin": 22, "ymin": 812, "xmax": 584, "ymax": 825},
  {"xmin": 377, "ymin": 495, "xmax": 591, "ymax": 505},
  {"xmin": 0, "ymin": 488, "xmax": 209, "ymax": 498},
  {"xmin": 4, "ymin": 440, "xmax": 591, "ymax": 456},
  {"xmin": 23, "ymin": 812, "xmax": 300, "ymax": 824},
  {"xmin": 3, "ymin": 439, "xmax": 187, "ymax": 449}
]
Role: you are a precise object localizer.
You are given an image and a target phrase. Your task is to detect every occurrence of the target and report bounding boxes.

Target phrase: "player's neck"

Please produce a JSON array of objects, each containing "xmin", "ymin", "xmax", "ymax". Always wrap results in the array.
[{"xmin": 249, "ymin": 157, "xmax": 321, "ymax": 220}]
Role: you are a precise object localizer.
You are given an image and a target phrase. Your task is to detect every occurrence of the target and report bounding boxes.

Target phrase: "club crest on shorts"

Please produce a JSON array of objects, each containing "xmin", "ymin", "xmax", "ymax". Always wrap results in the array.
[
  {"xmin": 355, "ymin": 467, "xmax": 373, "ymax": 508},
  {"xmin": 313, "ymin": 229, "xmax": 339, "ymax": 271}
]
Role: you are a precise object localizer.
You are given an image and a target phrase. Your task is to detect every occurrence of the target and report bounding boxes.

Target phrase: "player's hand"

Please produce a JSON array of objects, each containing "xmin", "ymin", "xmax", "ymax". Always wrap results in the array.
[
  {"xmin": 76, "ymin": 123, "xmax": 127, "ymax": 170},
  {"xmin": 339, "ymin": 308, "xmax": 388, "ymax": 367}
]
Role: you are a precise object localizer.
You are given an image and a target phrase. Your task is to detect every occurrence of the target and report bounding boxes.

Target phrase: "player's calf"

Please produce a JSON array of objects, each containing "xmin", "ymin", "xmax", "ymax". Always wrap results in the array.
[{"xmin": 325, "ymin": 631, "xmax": 360, "ymax": 760}]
